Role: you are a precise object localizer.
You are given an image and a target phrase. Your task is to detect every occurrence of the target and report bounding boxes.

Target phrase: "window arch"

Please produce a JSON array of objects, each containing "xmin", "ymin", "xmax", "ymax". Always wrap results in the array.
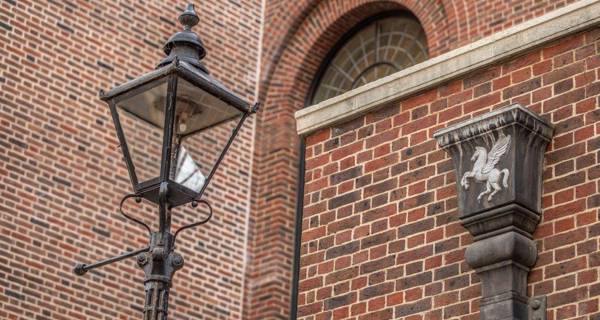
[{"xmin": 311, "ymin": 12, "xmax": 429, "ymax": 104}]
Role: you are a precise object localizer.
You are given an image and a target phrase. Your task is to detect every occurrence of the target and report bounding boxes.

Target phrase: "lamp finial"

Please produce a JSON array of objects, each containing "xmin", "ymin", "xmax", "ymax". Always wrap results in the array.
[
  {"xmin": 179, "ymin": 4, "xmax": 199, "ymax": 30},
  {"xmin": 157, "ymin": 3, "xmax": 207, "ymax": 72}
]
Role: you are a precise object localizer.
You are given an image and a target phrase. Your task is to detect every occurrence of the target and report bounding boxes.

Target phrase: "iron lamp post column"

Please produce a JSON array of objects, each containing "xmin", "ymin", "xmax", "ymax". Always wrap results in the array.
[{"xmin": 137, "ymin": 182, "xmax": 182, "ymax": 320}]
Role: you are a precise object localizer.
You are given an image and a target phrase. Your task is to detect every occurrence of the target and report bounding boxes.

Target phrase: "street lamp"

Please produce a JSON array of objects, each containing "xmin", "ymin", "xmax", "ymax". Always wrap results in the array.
[{"xmin": 73, "ymin": 4, "xmax": 258, "ymax": 319}]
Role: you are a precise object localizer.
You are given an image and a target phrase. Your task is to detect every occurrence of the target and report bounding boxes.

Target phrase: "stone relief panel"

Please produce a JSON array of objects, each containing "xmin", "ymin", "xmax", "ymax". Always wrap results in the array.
[{"xmin": 461, "ymin": 132, "xmax": 511, "ymax": 202}]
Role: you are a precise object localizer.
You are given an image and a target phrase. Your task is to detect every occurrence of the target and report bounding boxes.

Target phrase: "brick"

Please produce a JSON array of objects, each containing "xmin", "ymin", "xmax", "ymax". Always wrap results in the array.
[
  {"xmin": 330, "ymin": 166, "xmax": 362, "ymax": 185},
  {"xmin": 503, "ymin": 77, "xmax": 541, "ymax": 99},
  {"xmin": 332, "ymin": 117, "xmax": 365, "ymax": 137},
  {"xmin": 399, "ymin": 191, "xmax": 434, "ymax": 210},
  {"xmin": 328, "ymin": 191, "xmax": 361, "ymax": 210},
  {"xmin": 513, "ymin": 67, "xmax": 534, "ymax": 85},
  {"xmin": 411, "ymin": 105, "xmax": 429, "ymax": 120},
  {"xmin": 503, "ymin": 51, "xmax": 541, "ymax": 74},
  {"xmin": 398, "ymin": 218, "xmax": 435, "ymax": 238},
  {"xmin": 463, "ymin": 67, "xmax": 501, "ymax": 89},
  {"xmin": 396, "ymin": 245, "xmax": 433, "ymax": 264},
  {"xmin": 544, "ymin": 257, "xmax": 587, "ymax": 279},
  {"xmin": 359, "ymin": 282, "xmax": 394, "ymax": 300},
  {"xmin": 553, "ymin": 51, "xmax": 574, "ymax": 68},
  {"xmin": 554, "ymin": 78, "xmax": 573, "ymax": 94},
  {"xmin": 588, "ymin": 194, "xmax": 600, "ymax": 208},
  {"xmin": 403, "ymin": 115, "xmax": 437, "ymax": 135},
  {"xmin": 544, "ymin": 172, "xmax": 585, "ymax": 193},
  {"xmin": 298, "ymin": 302, "xmax": 322, "ymax": 317},
  {"xmin": 396, "ymin": 271, "xmax": 432, "ymax": 290},
  {"xmin": 554, "ymin": 160, "xmax": 574, "ymax": 176},
  {"xmin": 542, "ymin": 61, "xmax": 585, "ymax": 85},
  {"xmin": 474, "ymin": 82, "xmax": 492, "ymax": 97},
  {"xmin": 324, "ymin": 292, "xmax": 356, "ymax": 310},
  {"xmin": 445, "ymin": 274, "xmax": 470, "ymax": 291},
  {"xmin": 326, "ymin": 267, "xmax": 359, "ymax": 284},
  {"xmin": 364, "ymin": 153, "xmax": 398, "ymax": 172},
  {"xmin": 323, "ymin": 137, "xmax": 340, "ymax": 151},
  {"xmin": 364, "ymin": 178, "xmax": 397, "ymax": 198},
  {"xmin": 443, "ymin": 302, "xmax": 470, "ymax": 318},
  {"xmin": 589, "ymin": 222, "xmax": 600, "ymax": 238},
  {"xmin": 406, "ymin": 261, "xmax": 424, "ymax": 275},
  {"xmin": 361, "ymin": 231, "xmax": 396, "ymax": 250},
  {"xmin": 360, "ymin": 256, "xmax": 395, "ymax": 275},
  {"xmin": 300, "ymin": 277, "xmax": 324, "ymax": 292},
  {"xmin": 366, "ymin": 128, "xmax": 400, "ymax": 148},
  {"xmin": 464, "ymin": 92, "xmax": 501, "ymax": 114},
  {"xmin": 395, "ymin": 297, "xmax": 432, "ymax": 317},
  {"xmin": 533, "ymin": 59, "xmax": 553, "ymax": 76},
  {"xmin": 367, "ymin": 104, "xmax": 400, "ymax": 123},
  {"xmin": 434, "ymin": 237, "xmax": 459, "ymax": 254},
  {"xmin": 547, "ymin": 287, "xmax": 588, "ymax": 307},
  {"xmin": 544, "ymin": 229, "xmax": 587, "ymax": 250},
  {"xmin": 358, "ymin": 308, "xmax": 393, "ymax": 320},
  {"xmin": 542, "ymin": 34, "xmax": 584, "ymax": 58},
  {"xmin": 332, "ymin": 141, "xmax": 364, "ymax": 161},
  {"xmin": 362, "ymin": 203, "xmax": 395, "ymax": 223},
  {"xmin": 579, "ymin": 299, "xmax": 599, "ymax": 315},
  {"xmin": 543, "ymin": 88, "xmax": 586, "ymax": 112},
  {"xmin": 548, "ymin": 143, "xmax": 585, "ymax": 164},
  {"xmin": 326, "ymin": 241, "xmax": 360, "ymax": 260},
  {"xmin": 555, "ymin": 116, "xmax": 585, "ymax": 135},
  {"xmin": 307, "ymin": 153, "xmax": 332, "ymax": 169},
  {"xmin": 402, "ymin": 90, "xmax": 438, "ymax": 110},
  {"xmin": 493, "ymin": 75, "xmax": 511, "ymax": 91},
  {"xmin": 308, "ymin": 129, "xmax": 332, "ymax": 145}
]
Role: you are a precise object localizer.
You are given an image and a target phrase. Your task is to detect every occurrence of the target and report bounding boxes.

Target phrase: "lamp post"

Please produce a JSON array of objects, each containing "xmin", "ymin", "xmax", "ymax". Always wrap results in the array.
[{"xmin": 73, "ymin": 4, "xmax": 258, "ymax": 319}]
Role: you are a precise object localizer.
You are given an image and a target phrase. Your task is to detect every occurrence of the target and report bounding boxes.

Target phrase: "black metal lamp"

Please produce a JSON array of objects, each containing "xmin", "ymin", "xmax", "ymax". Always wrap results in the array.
[{"xmin": 73, "ymin": 4, "xmax": 258, "ymax": 320}]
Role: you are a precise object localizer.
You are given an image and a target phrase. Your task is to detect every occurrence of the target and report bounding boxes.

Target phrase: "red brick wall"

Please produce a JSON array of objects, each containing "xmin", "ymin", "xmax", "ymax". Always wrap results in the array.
[
  {"xmin": 299, "ymin": 28, "xmax": 600, "ymax": 319},
  {"xmin": 252, "ymin": 0, "xmax": 581, "ymax": 319},
  {"xmin": 0, "ymin": 0, "xmax": 262, "ymax": 319},
  {"xmin": 0, "ymin": 0, "xmax": 591, "ymax": 319}
]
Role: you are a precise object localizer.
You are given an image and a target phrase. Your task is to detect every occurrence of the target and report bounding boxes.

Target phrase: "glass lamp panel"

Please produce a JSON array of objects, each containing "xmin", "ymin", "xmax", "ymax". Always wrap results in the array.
[
  {"xmin": 116, "ymin": 80, "xmax": 168, "ymax": 184},
  {"xmin": 173, "ymin": 78, "xmax": 244, "ymax": 137},
  {"xmin": 170, "ymin": 115, "xmax": 241, "ymax": 194}
]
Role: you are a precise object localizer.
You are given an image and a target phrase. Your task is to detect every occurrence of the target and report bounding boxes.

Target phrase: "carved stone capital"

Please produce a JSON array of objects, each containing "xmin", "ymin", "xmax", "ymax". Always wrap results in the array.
[
  {"xmin": 434, "ymin": 104, "xmax": 553, "ymax": 219},
  {"xmin": 434, "ymin": 104, "xmax": 553, "ymax": 320}
]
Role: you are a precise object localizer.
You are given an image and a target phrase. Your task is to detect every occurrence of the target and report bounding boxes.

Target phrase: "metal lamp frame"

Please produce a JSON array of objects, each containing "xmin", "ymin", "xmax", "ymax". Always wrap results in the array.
[{"xmin": 73, "ymin": 5, "xmax": 259, "ymax": 319}]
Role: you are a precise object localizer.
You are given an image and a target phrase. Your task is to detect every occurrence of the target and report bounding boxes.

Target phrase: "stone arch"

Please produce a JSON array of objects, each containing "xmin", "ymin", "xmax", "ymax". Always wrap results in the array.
[{"xmin": 244, "ymin": 1, "xmax": 453, "ymax": 319}]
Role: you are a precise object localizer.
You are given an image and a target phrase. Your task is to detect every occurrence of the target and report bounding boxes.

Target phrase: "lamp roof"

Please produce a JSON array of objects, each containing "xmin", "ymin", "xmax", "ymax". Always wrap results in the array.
[
  {"xmin": 100, "ymin": 61, "xmax": 251, "ymax": 114},
  {"xmin": 157, "ymin": 4, "xmax": 208, "ymax": 73}
]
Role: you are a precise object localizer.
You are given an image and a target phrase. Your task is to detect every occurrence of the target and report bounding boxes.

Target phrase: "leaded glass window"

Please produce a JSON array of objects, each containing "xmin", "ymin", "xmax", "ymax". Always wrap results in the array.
[{"xmin": 312, "ymin": 14, "xmax": 428, "ymax": 104}]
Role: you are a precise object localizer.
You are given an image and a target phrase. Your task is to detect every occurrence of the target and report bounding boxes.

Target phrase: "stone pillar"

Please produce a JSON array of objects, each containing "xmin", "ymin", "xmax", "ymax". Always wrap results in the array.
[{"xmin": 434, "ymin": 104, "xmax": 553, "ymax": 320}]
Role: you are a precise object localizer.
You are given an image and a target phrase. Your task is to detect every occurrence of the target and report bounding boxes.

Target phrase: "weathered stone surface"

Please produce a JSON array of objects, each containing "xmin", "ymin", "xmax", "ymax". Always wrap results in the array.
[{"xmin": 434, "ymin": 104, "xmax": 553, "ymax": 218}]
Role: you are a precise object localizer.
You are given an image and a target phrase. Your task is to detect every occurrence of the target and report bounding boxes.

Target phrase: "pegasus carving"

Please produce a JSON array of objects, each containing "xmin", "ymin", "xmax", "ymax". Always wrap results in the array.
[{"xmin": 461, "ymin": 134, "xmax": 511, "ymax": 202}]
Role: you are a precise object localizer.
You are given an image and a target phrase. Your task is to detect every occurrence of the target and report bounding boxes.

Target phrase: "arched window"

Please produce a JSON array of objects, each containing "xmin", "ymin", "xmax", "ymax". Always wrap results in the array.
[{"xmin": 311, "ymin": 13, "xmax": 428, "ymax": 104}]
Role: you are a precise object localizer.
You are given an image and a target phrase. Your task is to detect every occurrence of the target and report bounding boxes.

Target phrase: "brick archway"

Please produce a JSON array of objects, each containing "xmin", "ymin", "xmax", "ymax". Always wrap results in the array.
[{"xmin": 244, "ymin": 1, "xmax": 453, "ymax": 319}]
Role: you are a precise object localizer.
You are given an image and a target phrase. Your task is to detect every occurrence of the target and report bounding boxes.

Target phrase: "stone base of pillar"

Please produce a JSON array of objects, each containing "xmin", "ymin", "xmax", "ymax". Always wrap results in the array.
[
  {"xmin": 478, "ymin": 262, "xmax": 531, "ymax": 320},
  {"xmin": 466, "ymin": 231, "xmax": 537, "ymax": 320}
]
